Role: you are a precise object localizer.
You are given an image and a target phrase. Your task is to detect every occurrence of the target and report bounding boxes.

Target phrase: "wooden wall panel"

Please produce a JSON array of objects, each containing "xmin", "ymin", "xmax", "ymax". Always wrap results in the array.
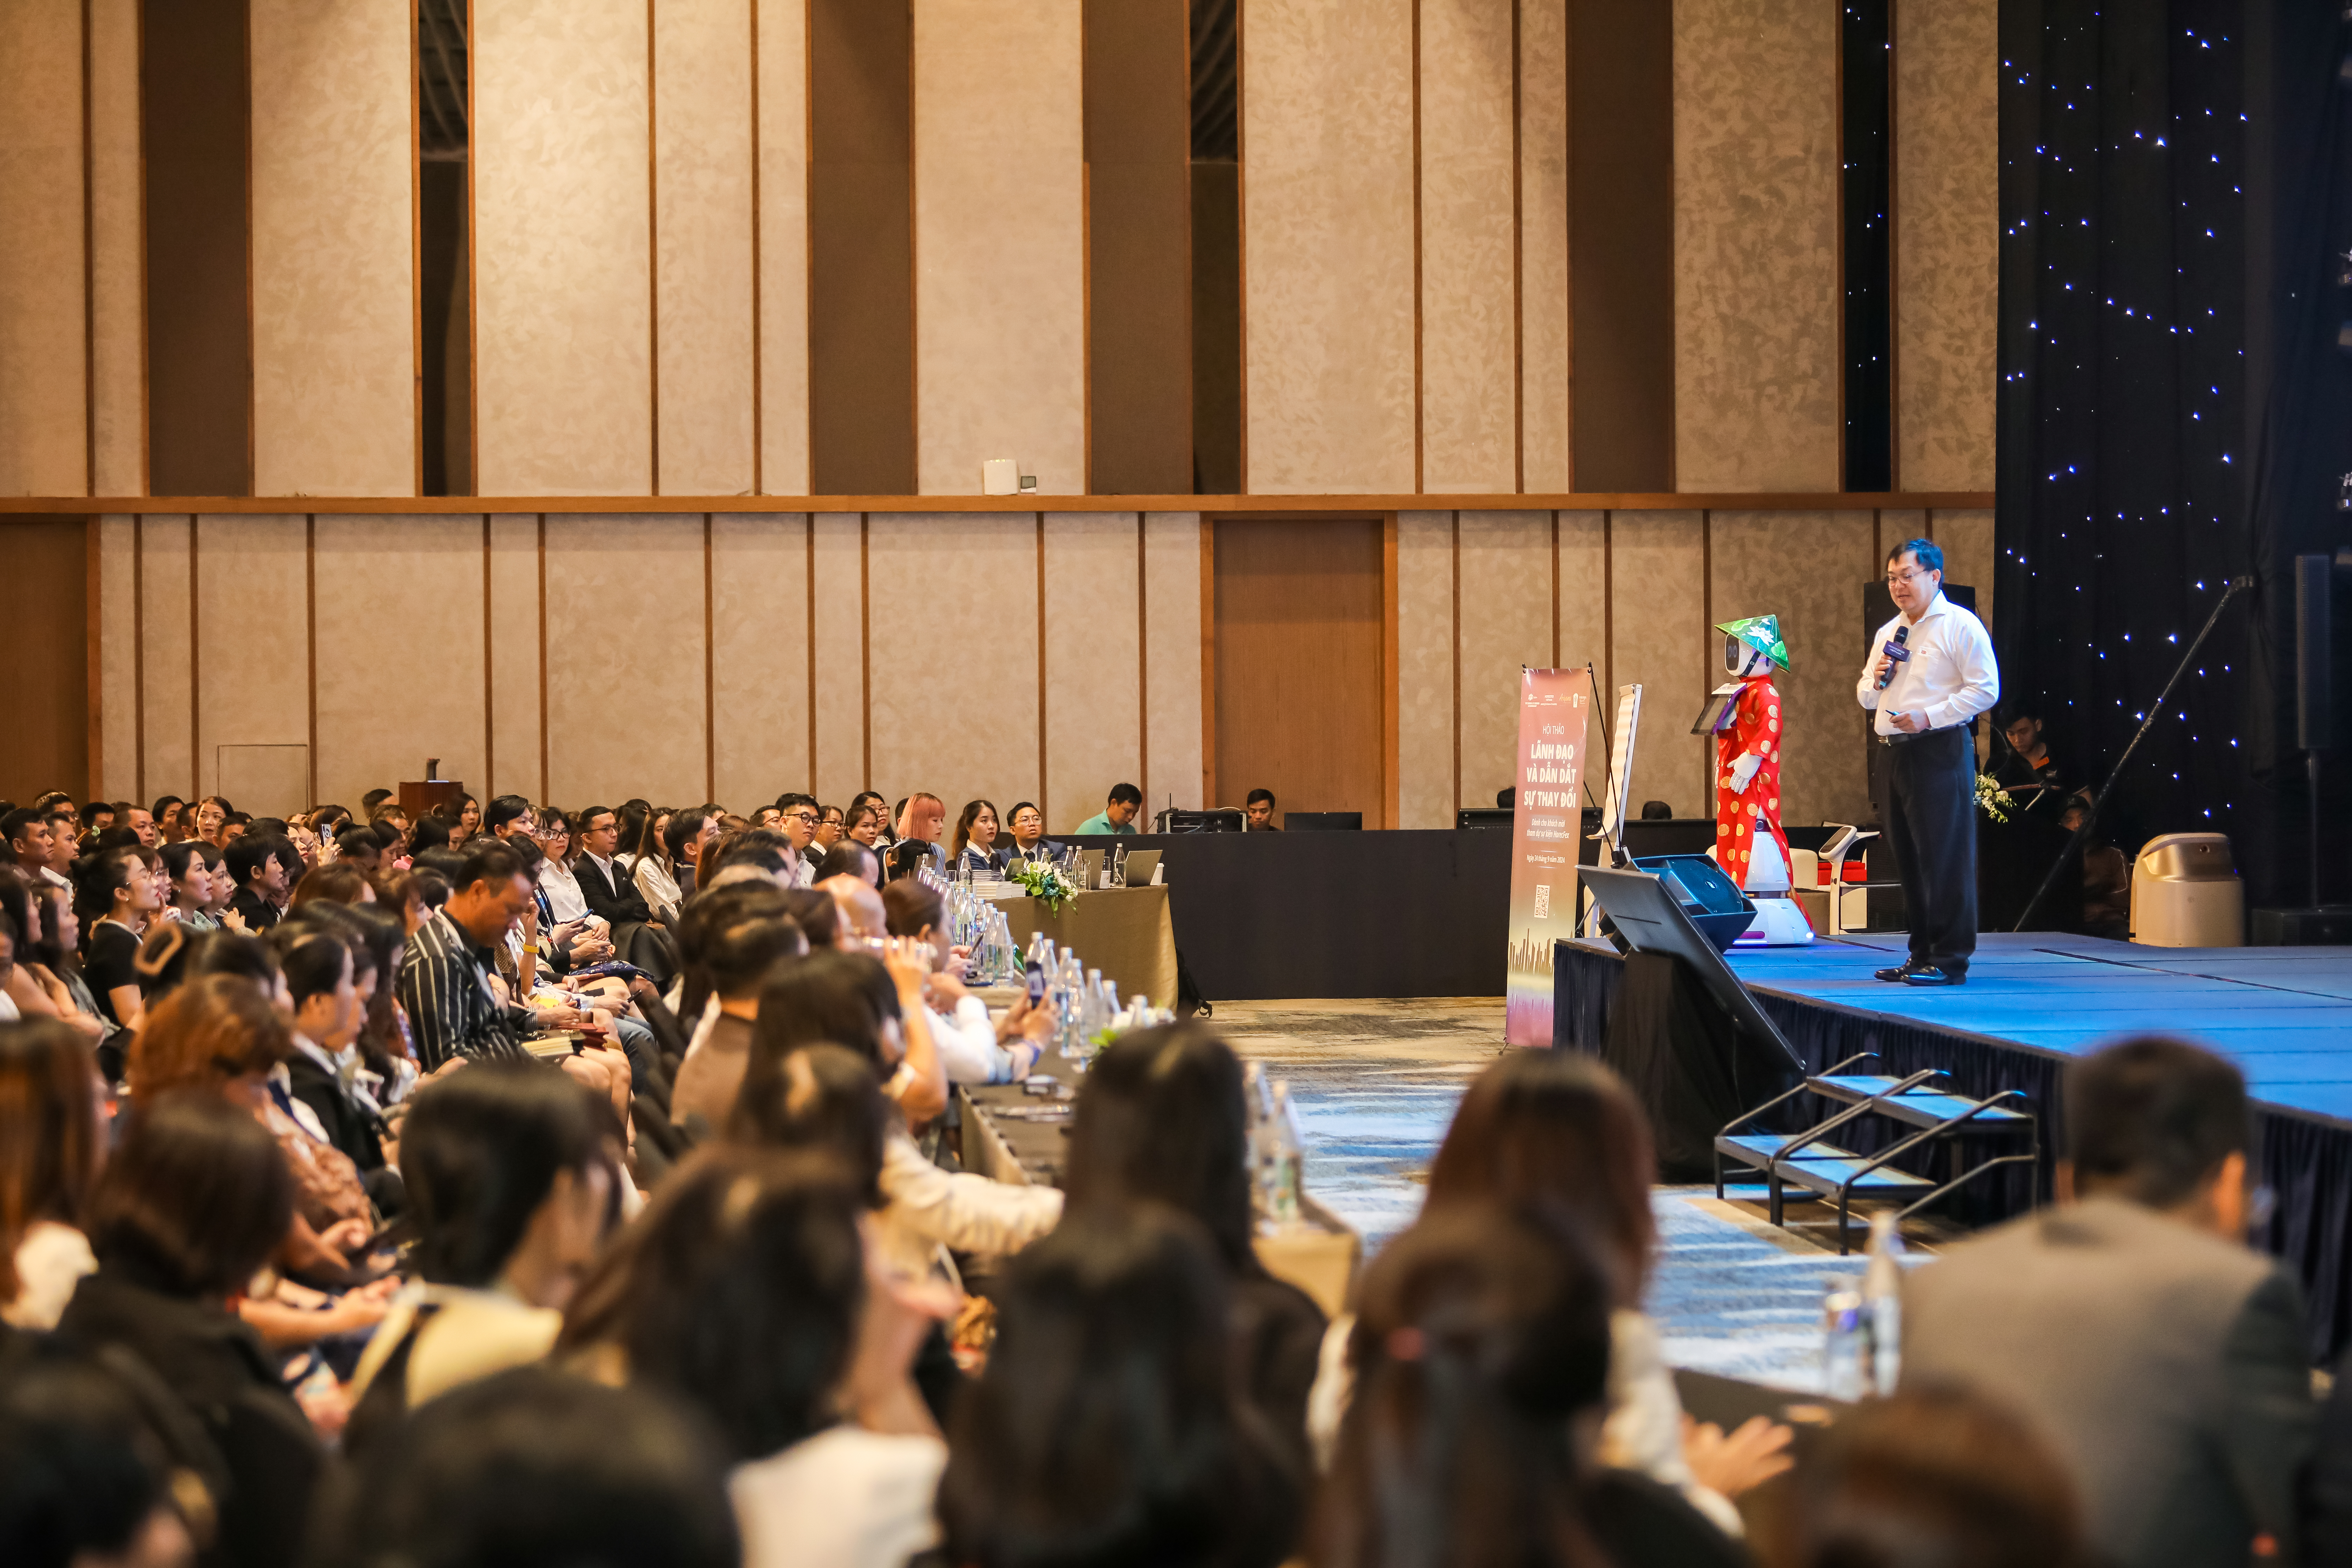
[
  {"xmin": 1896, "ymin": 0, "xmax": 1997, "ymax": 492},
  {"xmin": 137, "ymin": 517, "xmax": 194, "ymax": 800},
  {"xmin": 192, "ymin": 515, "xmax": 308, "ymax": 800},
  {"xmin": 1673, "ymin": 0, "xmax": 1838, "ymax": 493},
  {"xmin": 1083, "ymin": 0, "xmax": 1192, "ymax": 495},
  {"xmin": 1211, "ymin": 519, "xmax": 1387, "ymax": 816},
  {"xmin": 1419, "ymin": 0, "xmax": 1518, "ymax": 494},
  {"xmin": 543, "ymin": 514, "xmax": 707, "ymax": 805},
  {"xmin": 1141, "ymin": 511, "xmax": 1203, "ymax": 812},
  {"xmin": 474, "ymin": 0, "xmax": 652, "ymax": 496},
  {"xmin": 655, "ymin": 0, "xmax": 757, "ymax": 496},
  {"xmin": 865, "ymin": 512, "xmax": 1040, "ymax": 817},
  {"xmin": 1556, "ymin": 509, "xmax": 1607, "ymax": 684},
  {"xmin": 1608, "ymin": 509, "xmax": 1707, "ymax": 816},
  {"xmin": 0, "ymin": 3, "xmax": 88, "ymax": 496},
  {"xmin": 1242, "ymin": 0, "xmax": 1416, "ymax": 494},
  {"xmin": 249, "ymin": 0, "xmax": 415, "ymax": 498},
  {"xmin": 913, "ymin": 1, "xmax": 1086, "ymax": 496},
  {"xmin": 808, "ymin": 511, "xmax": 867, "ymax": 802},
  {"xmin": 1042, "ymin": 513, "xmax": 1143, "ymax": 831},
  {"xmin": 314, "ymin": 515, "xmax": 488, "ymax": 810},
  {"xmin": 1935, "ymin": 508, "xmax": 1996, "ymax": 632},
  {"xmin": 1393, "ymin": 510, "xmax": 1455, "ymax": 828},
  {"xmin": 1519, "ymin": 0, "xmax": 1570, "ymax": 493},
  {"xmin": 1457, "ymin": 510, "xmax": 1552, "ymax": 806},
  {"xmin": 756, "ymin": 0, "xmax": 812, "ymax": 495},
  {"xmin": 1569, "ymin": 0, "xmax": 1672, "ymax": 492},
  {"xmin": 0, "ymin": 520, "xmax": 91, "ymax": 801},
  {"xmin": 711, "ymin": 512, "xmax": 812, "ymax": 803},
  {"xmin": 98, "ymin": 517, "xmax": 139, "ymax": 800},
  {"xmin": 1706, "ymin": 509, "xmax": 1874, "ymax": 828},
  {"xmin": 808, "ymin": 0, "xmax": 913, "ymax": 495},
  {"xmin": 485, "ymin": 513, "xmax": 544, "ymax": 801},
  {"xmin": 141, "ymin": 0, "xmax": 252, "ymax": 498},
  {"xmin": 89, "ymin": 0, "xmax": 143, "ymax": 496}
]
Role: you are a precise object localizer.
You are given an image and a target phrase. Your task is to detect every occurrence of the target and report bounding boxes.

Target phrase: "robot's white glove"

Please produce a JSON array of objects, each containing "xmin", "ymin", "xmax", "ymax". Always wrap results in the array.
[{"xmin": 1727, "ymin": 751, "xmax": 1763, "ymax": 795}]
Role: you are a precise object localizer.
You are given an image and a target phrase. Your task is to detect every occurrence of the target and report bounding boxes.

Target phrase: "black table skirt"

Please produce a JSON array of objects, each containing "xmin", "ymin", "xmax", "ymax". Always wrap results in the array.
[{"xmin": 1064, "ymin": 829, "xmax": 1513, "ymax": 1000}]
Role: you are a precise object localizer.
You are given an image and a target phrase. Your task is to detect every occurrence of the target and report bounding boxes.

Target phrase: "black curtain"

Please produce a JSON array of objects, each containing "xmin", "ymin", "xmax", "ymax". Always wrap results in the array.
[{"xmin": 1996, "ymin": 0, "xmax": 2352, "ymax": 909}]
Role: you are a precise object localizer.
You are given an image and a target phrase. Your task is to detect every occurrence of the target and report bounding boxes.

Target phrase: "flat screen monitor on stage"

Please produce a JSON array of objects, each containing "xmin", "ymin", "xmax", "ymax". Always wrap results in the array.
[{"xmin": 1578, "ymin": 865, "xmax": 1802, "ymax": 1072}]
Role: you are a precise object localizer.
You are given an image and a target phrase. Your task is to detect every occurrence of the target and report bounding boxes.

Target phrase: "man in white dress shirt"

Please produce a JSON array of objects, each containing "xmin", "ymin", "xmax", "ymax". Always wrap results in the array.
[{"xmin": 1855, "ymin": 539, "xmax": 2000, "ymax": 985}]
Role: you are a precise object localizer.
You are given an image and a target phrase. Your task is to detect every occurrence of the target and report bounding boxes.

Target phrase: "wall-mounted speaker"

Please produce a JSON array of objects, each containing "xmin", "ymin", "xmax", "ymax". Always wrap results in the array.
[{"xmin": 2295, "ymin": 553, "xmax": 2333, "ymax": 753}]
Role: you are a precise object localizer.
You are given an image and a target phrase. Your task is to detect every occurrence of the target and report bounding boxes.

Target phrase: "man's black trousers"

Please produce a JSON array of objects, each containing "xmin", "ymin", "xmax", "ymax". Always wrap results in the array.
[{"xmin": 1872, "ymin": 725, "xmax": 1977, "ymax": 974}]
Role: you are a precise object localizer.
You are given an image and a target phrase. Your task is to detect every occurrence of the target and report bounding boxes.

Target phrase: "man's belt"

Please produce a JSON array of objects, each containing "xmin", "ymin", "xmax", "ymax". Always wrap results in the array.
[{"xmin": 1877, "ymin": 724, "xmax": 1961, "ymax": 747}]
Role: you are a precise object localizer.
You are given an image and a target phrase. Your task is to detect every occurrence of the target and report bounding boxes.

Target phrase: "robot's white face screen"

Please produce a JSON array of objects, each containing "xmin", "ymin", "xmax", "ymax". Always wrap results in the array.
[{"xmin": 1725, "ymin": 635, "xmax": 1747, "ymax": 675}]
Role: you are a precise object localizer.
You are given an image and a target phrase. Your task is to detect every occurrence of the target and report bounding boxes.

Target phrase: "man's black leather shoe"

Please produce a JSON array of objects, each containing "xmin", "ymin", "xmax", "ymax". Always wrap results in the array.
[
  {"xmin": 1872, "ymin": 961, "xmax": 1924, "ymax": 982},
  {"xmin": 1900, "ymin": 966, "xmax": 1964, "ymax": 986}
]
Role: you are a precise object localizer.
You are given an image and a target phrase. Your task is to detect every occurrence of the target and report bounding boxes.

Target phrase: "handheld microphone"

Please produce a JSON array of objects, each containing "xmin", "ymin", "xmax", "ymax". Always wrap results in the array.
[{"xmin": 1874, "ymin": 625, "xmax": 1911, "ymax": 691}]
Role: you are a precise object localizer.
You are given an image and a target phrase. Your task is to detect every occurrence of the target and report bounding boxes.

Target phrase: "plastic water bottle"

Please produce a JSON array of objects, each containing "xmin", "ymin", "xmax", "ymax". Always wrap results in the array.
[
  {"xmin": 1821, "ymin": 1284, "xmax": 1868, "ymax": 1400},
  {"xmin": 1861, "ymin": 1211, "xmax": 1904, "ymax": 1395},
  {"xmin": 1266, "ymin": 1081, "xmax": 1305, "ymax": 1230}
]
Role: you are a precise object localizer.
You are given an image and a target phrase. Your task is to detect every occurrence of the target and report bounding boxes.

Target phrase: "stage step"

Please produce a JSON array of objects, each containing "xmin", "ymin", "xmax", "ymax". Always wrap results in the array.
[
  {"xmin": 1806, "ymin": 1073, "xmax": 2034, "ymax": 1132},
  {"xmin": 1715, "ymin": 1133, "xmax": 1938, "ymax": 1197}
]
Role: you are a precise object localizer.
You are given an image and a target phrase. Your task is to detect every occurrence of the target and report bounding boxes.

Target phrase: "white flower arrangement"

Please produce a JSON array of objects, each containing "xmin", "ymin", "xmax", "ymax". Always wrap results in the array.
[
  {"xmin": 1975, "ymin": 774, "xmax": 2017, "ymax": 824},
  {"xmin": 1007, "ymin": 858, "xmax": 1077, "ymax": 912}
]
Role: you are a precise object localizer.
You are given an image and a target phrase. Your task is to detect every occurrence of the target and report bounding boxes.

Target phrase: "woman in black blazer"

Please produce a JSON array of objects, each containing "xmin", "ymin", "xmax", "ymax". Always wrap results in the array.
[
  {"xmin": 952, "ymin": 799, "xmax": 1010, "ymax": 876},
  {"xmin": 60, "ymin": 1092, "xmax": 325, "ymax": 1568}
]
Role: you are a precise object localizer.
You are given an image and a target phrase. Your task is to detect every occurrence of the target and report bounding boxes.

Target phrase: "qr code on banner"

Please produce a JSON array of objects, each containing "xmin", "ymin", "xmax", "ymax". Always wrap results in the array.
[{"xmin": 1532, "ymin": 884, "xmax": 1551, "ymax": 920}]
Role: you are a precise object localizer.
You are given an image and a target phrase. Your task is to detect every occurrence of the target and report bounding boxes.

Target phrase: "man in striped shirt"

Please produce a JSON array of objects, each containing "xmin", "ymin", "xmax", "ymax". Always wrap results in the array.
[{"xmin": 398, "ymin": 840, "xmax": 603, "ymax": 1077}]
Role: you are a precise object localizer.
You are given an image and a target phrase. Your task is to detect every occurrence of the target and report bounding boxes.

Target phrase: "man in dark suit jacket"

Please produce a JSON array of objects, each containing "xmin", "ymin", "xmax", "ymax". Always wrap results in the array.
[
  {"xmin": 1902, "ymin": 1037, "xmax": 2316, "ymax": 1568},
  {"xmin": 570, "ymin": 805, "xmax": 674, "ymax": 984}
]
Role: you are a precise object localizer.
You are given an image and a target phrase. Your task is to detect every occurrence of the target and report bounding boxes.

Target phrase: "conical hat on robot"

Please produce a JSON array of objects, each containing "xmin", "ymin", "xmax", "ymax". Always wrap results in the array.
[{"xmin": 1715, "ymin": 614, "xmax": 1790, "ymax": 672}]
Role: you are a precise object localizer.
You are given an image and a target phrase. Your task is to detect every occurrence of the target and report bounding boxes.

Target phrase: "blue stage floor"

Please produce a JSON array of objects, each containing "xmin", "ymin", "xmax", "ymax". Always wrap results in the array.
[{"xmin": 1723, "ymin": 932, "xmax": 2352, "ymax": 1128}]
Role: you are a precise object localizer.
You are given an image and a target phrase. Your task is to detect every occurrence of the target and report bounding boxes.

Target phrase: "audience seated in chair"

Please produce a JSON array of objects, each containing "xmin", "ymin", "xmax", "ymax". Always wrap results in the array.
[{"xmin": 1900, "ymin": 1035, "xmax": 2315, "ymax": 1568}]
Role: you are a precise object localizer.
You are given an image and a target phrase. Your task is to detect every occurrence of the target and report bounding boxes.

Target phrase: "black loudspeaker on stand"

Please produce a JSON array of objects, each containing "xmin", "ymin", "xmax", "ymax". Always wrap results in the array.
[{"xmin": 2253, "ymin": 552, "xmax": 2352, "ymax": 945}]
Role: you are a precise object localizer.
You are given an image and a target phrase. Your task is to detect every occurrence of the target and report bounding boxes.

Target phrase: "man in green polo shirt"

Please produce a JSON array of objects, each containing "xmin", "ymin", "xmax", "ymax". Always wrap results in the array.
[{"xmin": 1075, "ymin": 782, "xmax": 1143, "ymax": 836}]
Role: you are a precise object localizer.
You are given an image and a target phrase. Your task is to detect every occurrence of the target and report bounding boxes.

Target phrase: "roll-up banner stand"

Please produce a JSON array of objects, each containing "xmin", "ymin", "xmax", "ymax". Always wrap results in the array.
[{"xmin": 1504, "ymin": 667, "xmax": 1599, "ymax": 1046}]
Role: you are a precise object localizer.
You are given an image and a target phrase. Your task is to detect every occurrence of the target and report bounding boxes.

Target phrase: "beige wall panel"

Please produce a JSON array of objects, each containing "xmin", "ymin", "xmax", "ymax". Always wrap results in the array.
[
  {"xmin": 1043, "ymin": 513, "xmax": 1142, "ymax": 831},
  {"xmin": 1141, "ymin": 512, "xmax": 1203, "ymax": 812},
  {"xmin": 1557, "ymin": 510, "xmax": 1606, "ymax": 684},
  {"xmin": 98, "ymin": 517, "xmax": 138, "ymax": 799},
  {"xmin": 809, "ymin": 512, "xmax": 867, "ymax": 802},
  {"xmin": 475, "ymin": 0, "xmax": 652, "ymax": 496},
  {"xmin": 1243, "ymin": 0, "xmax": 1417, "ymax": 494},
  {"xmin": 711, "ymin": 512, "xmax": 811, "ymax": 806},
  {"xmin": 1934, "ymin": 508, "xmax": 1996, "ymax": 632},
  {"xmin": 139, "ymin": 518, "xmax": 194, "ymax": 799},
  {"xmin": 484, "ymin": 514, "xmax": 543, "ymax": 800},
  {"xmin": 1609, "ymin": 510, "xmax": 1706, "ymax": 815},
  {"xmin": 89, "ymin": 0, "xmax": 142, "ymax": 496},
  {"xmin": 1519, "ymin": 0, "xmax": 1569, "ymax": 492},
  {"xmin": 1879, "ymin": 508, "xmax": 1925, "ymax": 558},
  {"xmin": 656, "ymin": 0, "xmax": 756, "ymax": 496},
  {"xmin": 0, "ymin": 1, "xmax": 88, "ymax": 495},
  {"xmin": 866, "ymin": 513, "xmax": 1040, "ymax": 816},
  {"xmin": 193, "ymin": 516, "xmax": 309, "ymax": 800},
  {"xmin": 1896, "ymin": 0, "xmax": 1997, "ymax": 492},
  {"xmin": 913, "ymin": 2, "xmax": 1085, "ymax": 497},
  {"xmin": 250, "ymin": 0, "xmax": 416, "ymax": 497},
  {"xmin": 1395, "ymin": 511, "xmax": 1455, "ymax": 828},
  {"xmin": 1419, "ymin": 0, "xmax": 1517, "ymax": 494},
  {"xmin": 315, "ymin": 515, "xmax": 488, "ymax": 810},
  {"xmin": 1457, "ymin": 511, "xmax": 1552, "ymax": 806},
  {"xmin": 1673, "ymin": 0, "xmax": 1838, "ymax": 493},
  {"xmin": 1707, "ymin": 510, "xmax": 1874, "ymax": 828},
  {"xmin": 756, "ymin": 0, "xmax": 811, "ymax": 494},
  {"xmin": 545, "ymin": 516, "xmax": 705, "ymax": 805}
]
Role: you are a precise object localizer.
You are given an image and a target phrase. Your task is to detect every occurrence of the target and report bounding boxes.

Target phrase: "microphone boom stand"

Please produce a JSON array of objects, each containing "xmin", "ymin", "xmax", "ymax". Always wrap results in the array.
[{"xmin": 2011, "ymin": 575, "xmax": 2254, "ymax": 933}]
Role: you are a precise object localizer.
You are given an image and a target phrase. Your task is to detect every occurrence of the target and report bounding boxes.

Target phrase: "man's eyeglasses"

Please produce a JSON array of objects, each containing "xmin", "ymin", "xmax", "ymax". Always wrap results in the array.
[
  {"xmin": 1885, "ymin": 568, "xmax": 1932, "ymax": 588},
  {"xmin": 783, "ymin": 810, "xmax": 818, "ymax": 824}
]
